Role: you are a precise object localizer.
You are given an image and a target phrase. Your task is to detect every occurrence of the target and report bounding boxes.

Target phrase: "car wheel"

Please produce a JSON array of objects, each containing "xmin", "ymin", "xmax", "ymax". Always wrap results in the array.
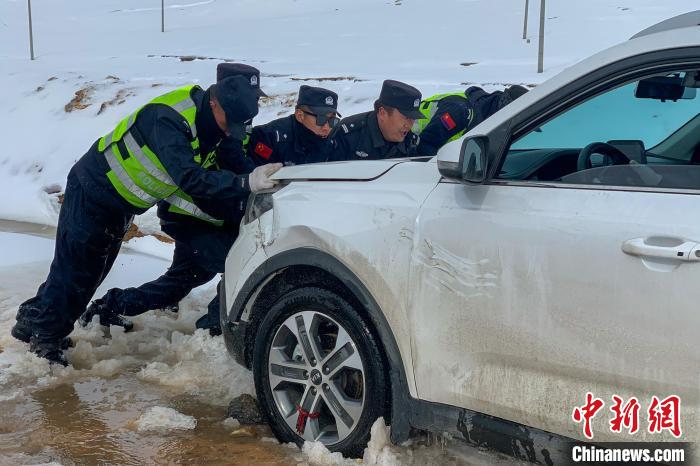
[{"xmin": 252, "ymin": 286, "xmax": 387, "ymax": 457}]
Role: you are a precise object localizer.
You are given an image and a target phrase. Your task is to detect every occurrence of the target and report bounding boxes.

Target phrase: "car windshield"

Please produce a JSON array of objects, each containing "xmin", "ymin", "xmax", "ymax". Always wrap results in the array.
[{"xmin": 511, "ymin": 71, "xmax": 700, "ymax": 160}]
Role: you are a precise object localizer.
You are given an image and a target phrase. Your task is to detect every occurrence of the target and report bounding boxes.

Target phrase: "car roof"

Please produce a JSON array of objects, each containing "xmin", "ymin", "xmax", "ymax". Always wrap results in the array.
[
  {"xmin": 631, "ymin": 10, "xmax": 700, "ymax": 39},
  {"xmin": 437, "ymin": 20, "xmax": 700, "ymax": 164}
]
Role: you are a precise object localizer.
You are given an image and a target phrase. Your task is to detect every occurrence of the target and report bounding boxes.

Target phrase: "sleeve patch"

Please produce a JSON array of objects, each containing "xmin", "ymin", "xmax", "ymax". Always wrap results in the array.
[
  {"xmin": 254, "ymin": 142, "xmax": 273, "ymax": 160},
  {"xmin": 440, "ymin": 112, "xmax": 457, "ymax": 131}
]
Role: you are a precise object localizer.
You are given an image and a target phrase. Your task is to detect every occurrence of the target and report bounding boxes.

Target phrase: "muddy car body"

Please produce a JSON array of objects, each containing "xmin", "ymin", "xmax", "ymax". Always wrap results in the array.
[{"xmin": 221, "ymin": 12, "xmax": 700, "ymax": 461}]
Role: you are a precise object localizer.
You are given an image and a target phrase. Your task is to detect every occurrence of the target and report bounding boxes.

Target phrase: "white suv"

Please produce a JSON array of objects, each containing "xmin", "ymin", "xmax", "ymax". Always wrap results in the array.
[{"xmin": 221, "ymin": 12, "xmax": 700, "ymax": 461}]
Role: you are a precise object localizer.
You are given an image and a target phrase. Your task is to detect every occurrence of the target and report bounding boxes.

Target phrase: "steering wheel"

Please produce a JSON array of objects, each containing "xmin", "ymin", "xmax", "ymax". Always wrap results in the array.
[{"xmin": 576, "ymin": 142, "xmax": 631, "ymax": 171}]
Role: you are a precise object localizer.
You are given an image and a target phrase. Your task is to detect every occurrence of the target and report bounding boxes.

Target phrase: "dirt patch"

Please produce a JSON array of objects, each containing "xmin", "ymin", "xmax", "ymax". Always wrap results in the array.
[
  {"xmin": 259, "ymin": 92, "xmax": 297, "ymax": 113},
  {"xmin": 65, "ymin": 85, "xmax": 95, "ymax": 112},
  {"xmin": 149, "ymin": 54, "xmax": 267, "ymax": 64},
  {"xmin": 123, "ymin": 223, "xmax": 174, "ymax": 244},
  {"xmin": 97, "ymin": 88, "xmax": 137, "ymax": 115},
  {"xmin": 290, "ymin": 76, "xmax": 365, "ymax": 82}
]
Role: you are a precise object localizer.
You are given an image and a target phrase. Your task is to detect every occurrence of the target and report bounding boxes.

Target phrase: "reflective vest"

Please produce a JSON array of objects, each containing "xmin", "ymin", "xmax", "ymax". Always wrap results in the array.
[
  {"xmin": 411, "ymin": 91, "xmax": 474, "ymax": 144},
  {"xmin": 98, "ymin": 85, "xmax": 223, "ymax": 226},
  {"xmin": 165, "ymin": 152, "xmax": 225, "ymax": 227}
]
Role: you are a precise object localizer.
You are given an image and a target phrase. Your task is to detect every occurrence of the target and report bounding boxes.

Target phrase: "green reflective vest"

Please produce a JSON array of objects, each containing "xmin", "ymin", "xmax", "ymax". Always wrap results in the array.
[
  {"xmin": 412, "ymin": 91, "xmax": 474, "ymax": 144},
  {"xmin": 165, "ymin": 151, "xmax": 224, "ymax": 227},
  {"xmin": 98, "ymin": 85, "xmax": 223, "ymax": 226}
]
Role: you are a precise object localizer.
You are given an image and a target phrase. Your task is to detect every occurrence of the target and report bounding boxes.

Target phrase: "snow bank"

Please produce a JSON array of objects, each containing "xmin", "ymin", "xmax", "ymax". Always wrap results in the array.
[
  {"xmin": 0, "ymin": 230, "xmax": 252, "ymax": 408},
  {"xmin": 136, "ymin": 406, "xmax": 197, "ymax": 432}
]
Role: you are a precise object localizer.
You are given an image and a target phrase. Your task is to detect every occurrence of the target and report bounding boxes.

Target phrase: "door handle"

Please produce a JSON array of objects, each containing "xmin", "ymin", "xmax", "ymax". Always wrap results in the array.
[{"xmin": 622, "ymin": 237, "xmax": 700, "ymax": 262}]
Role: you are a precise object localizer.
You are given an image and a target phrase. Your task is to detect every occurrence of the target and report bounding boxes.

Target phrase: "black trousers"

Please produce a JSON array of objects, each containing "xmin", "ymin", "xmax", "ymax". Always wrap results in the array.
[
  {"xmin": 100, "ymin": 221, "xmax": 237, "ymax": 325},
  {"xmin": 16, "ymin": 169, "xmax": 133, "ymax": 340}
]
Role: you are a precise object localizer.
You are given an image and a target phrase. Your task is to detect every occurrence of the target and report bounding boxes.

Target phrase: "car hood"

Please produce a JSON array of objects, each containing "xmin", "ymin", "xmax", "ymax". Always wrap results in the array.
[{"xmin": 269, "ymin": 159, "xmax": 409, "ymax": 181}]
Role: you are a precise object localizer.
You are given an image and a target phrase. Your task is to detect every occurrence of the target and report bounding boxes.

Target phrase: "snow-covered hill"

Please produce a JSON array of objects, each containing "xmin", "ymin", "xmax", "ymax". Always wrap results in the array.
[{"xmin": 1, "ymin": 0, "xmax": 697, "ymax": 229}]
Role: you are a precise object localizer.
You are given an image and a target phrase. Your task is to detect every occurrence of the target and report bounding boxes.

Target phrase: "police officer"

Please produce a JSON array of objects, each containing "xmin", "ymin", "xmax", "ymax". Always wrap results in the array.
[
  {"xmin": 12, "ymin": 70, "xmax": 281, "ymax": 365},
  {"xmin": 80, "ymin": 64, "xmax": 269, "ymax": 338},
  {"xmin": 332, "ymin": 79, "xmax": 425, "ymax": 161},
  {"xmin": 248, "ymin": 85, "xmax": 340, "ymax": 166},
  {"xmin": 415, "ymin": 85, "xmax": 529, "ymax": 156}
]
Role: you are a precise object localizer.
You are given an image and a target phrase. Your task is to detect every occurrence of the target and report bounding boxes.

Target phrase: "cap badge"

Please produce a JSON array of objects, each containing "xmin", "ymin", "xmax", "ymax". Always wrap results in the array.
[
  {"xmin": 250, "ymin": 75, "xmax": 258, "ymax": 86},
  {"xmin": 413, "ymin": 98, "xmax": 420, "ymax": 108},
  {"xmin": 325, "ymin": 96, "xmax": 334, "ymax": 106}
]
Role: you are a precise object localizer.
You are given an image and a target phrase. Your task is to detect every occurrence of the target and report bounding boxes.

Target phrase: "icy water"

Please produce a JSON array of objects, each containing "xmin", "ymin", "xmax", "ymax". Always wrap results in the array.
[{"xmin": 0, "ymin": 222, "xmax": 521, "ymax": 465}]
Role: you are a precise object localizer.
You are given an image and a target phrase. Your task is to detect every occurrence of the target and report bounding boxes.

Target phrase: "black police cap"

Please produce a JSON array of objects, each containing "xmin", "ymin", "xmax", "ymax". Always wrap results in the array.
[
  {"xmin": 377, "ymin": 79, "xmax": 425, "ymax": 119},
  {"xmin": 215, "ymin": 75, "xmax": 259, "ymax": 141},
  {"xmin": 297, "ymin": 85, "xmax": 341, "ymax": 116},
  {"xmin": 217, "ymin": 63, "xmax": 267, "ymax": 97}
]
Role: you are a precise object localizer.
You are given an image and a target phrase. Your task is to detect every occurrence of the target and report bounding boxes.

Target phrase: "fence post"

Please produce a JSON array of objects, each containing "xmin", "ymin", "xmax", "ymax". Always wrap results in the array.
[
  {"xmin": 161, "ymin": 0, "xmax": 165, "ymax": 32},
  {"xmin": 522, "ymin": 0, "xmax": 529, "ymax": 40},
  {"xmin": 28, "ymin": 0, "xmax": 35, "ymax": 60},
  {"xmin": 537, "ymin": 0, "xmax": 545, "ymax": 73}
]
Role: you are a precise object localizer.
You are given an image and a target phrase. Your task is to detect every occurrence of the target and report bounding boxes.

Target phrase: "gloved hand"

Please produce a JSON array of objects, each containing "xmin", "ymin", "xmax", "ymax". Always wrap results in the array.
[{"xmin": 249, "ymin": 163, "xmax": 283, "ymax": 193}]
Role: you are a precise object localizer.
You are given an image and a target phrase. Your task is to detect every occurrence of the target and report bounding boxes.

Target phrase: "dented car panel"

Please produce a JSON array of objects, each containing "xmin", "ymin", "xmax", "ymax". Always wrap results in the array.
[{"xmin": 224, "ymin": 160, "xmax": 441, "ymax": 397}]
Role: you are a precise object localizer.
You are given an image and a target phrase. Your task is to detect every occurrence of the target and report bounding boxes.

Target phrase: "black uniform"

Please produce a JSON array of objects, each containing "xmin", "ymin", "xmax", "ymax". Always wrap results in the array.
[
  {"xmin": 248, "ymin": 115, "xmax": 336, "ymax": 166},
  {"xmin": 13, "ymin": 81, "xmax": 255, "ymax": 360},
  {"xmin": 332, "ymin": 111, "xmax": 420, "ymax": 160},
  {"xmin": 331, "ymin": 79, "xmax": 425, "ymax": 161},
  {"xmin": 248, "ymin": 85, "xmax": 340, "ymax": 166},
  {"xmin": 87, "ymin": 64, "xmax": 266, "ymax": 336},
  {"xmin": 417, "ymin": 85, "xmax": 529, "ymax": 156}
]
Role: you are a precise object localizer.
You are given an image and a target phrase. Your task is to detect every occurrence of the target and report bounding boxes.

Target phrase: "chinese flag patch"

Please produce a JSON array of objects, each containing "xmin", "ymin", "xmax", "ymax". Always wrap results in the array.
[
  {"xmin": 254, "ymin": 142, "xmax": 273, "ymax": 160},
  {"xmin": 440, "ymin": 112, "xmax": 457, "ymax": 131}
]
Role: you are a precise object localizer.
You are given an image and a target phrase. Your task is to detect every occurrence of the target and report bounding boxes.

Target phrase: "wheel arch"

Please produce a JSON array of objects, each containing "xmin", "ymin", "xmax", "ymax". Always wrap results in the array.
[{"xmin": 225, "ymin": 247, "xmax": 414, "ymax": 442}]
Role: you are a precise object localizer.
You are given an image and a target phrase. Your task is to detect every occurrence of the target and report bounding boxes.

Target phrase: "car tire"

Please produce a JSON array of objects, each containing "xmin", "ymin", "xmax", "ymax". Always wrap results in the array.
[{"xmin": 252, "ymin": 286, "xmax": 387, "ymax": 457}]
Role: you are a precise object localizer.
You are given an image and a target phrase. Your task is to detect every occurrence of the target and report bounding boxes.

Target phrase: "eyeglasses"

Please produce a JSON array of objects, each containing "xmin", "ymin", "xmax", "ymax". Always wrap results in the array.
[{"xmin": 301, "ymin": 109, "xmax": 340, "ymax": 128}]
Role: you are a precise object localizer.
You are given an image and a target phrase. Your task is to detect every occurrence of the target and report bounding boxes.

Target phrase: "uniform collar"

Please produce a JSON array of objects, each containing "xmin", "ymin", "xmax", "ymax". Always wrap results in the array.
[{"xmin": 368, "ymin": 111, "xmax": 408, "ymax": 154}]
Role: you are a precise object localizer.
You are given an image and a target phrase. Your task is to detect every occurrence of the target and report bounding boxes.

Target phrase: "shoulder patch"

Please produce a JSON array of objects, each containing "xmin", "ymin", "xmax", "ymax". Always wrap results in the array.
[
  {"xmin": 254, "ymin": 142, "xmax": 273, "ymax": 160},
  {"xmin": 440, "ymin": 112, "xmax": 457, "ymax": 131}
]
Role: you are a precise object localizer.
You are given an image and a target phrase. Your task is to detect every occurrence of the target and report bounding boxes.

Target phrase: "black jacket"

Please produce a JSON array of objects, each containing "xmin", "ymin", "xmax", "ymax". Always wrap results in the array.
[
  {"xmin": 417, "ymin": 87, "xmax": 522, "ymax": 156},
  {"xmin": 247, "ymin": 115, "xmax": 336, "ymax": 166},
  {"xmin": 331, "ymin": 111, "xmax": 419, "ymax": 161},
  {"xmin": 72, "ymin": 86, "xmax": 251, "ymax": 218}
]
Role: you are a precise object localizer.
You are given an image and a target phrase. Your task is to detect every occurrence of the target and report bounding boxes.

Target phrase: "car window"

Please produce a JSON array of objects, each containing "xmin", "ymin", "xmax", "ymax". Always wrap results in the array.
[{"xmin": 499, "ymin": 69, "xmax": 700, "ymax": 190}]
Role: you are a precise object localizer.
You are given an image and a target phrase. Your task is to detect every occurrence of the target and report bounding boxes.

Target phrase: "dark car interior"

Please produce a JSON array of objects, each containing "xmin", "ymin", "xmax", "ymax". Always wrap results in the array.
[{"xmin": 497, "ymin": 70, "xmax": 700, "ymax": 189}]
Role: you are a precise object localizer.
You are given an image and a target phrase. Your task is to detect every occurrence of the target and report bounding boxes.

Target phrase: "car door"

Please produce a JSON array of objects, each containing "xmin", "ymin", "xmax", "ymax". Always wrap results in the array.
[{"xmin": 408, "ymin": 64, "xmax": 700, "ymax": 443}]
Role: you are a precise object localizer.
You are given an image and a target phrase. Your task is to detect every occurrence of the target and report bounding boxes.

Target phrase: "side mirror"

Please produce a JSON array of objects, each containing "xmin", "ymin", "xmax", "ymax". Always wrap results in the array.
[{"xmin": 460, "ymin": 137, "xmax": 489, "ymax": 183}]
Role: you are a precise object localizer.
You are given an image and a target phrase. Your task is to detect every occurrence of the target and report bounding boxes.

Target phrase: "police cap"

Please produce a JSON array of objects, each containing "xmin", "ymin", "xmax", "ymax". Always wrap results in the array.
[
  {"xmin": 217, "ymin": 63, "xmax": 267, "ymax": 97},
  {"xmin": 377, "ymin": 79, "xmax": 425, "ymax": 119},
  {"xmin": 215, "ymin": 75, "xmax": 259, "ymax": 141},
  {"xmin": 297, "ymin": 85, "xmax": 341, "ymax": 117}
]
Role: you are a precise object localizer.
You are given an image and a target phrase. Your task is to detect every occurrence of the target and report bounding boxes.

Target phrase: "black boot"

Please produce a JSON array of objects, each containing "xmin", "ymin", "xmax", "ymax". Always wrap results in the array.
[
  {"xmin": 29, "ymin": 335, "xmax": 68, "ymax": 366},
  {"xmin": 195, "ymin": 313, "xmax": 222, "ymax": 337},
  {"xmin": 79, "ymin": 299, "xmax": 134, "ymax": 332},
  {"xmin": 11, "ymin": 321, "xmax": 73, "ymax": 349}
]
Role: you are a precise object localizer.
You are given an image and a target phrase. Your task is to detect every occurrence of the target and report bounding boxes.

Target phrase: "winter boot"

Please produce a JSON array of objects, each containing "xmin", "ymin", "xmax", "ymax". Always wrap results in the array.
[
  {"xmin": 195, "ymin": 313, "xmax": 222, "ymax": 337},
  {"xmin": 11, "ymin": 321, "xmax": 73, "ymax": 349},
  {"xmin": 79, "ymin": 299, "xmax": 134, "ymax": 332},
  {"xmin": 29, "ymin": 335, "xmax": 69, "ymax": 367}
]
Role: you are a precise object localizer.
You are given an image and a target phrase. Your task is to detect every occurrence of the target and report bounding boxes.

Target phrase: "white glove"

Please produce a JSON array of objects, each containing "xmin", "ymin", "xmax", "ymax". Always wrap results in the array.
[{"xmin": 249, "ymin": 163, "xmax": 283, "ymax": 193}]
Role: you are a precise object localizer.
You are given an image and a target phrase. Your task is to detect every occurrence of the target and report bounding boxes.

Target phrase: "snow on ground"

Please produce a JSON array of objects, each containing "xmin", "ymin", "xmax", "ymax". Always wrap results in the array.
[
  {"xmin": 0, "ymin": 228, "xmax": 252, "ymax": 406},
  {"xmin": 135, "ymin": 406, "xmax": 197, "ymax": 432}
]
